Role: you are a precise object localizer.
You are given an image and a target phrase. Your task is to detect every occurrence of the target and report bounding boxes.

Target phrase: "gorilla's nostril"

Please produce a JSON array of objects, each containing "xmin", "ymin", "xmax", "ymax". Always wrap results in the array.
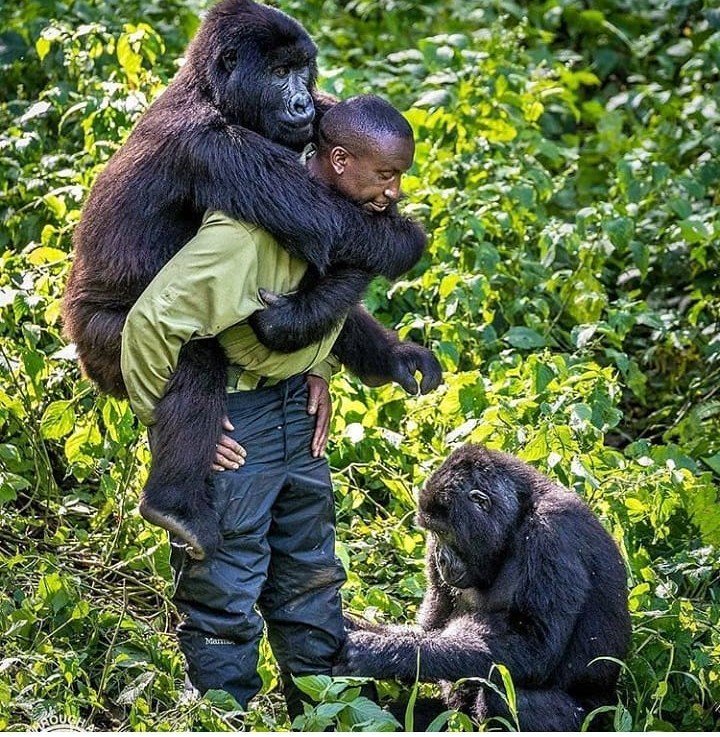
[{"xmin": 290, "ymin": 92, "xmax": 310, "ymax": 115}]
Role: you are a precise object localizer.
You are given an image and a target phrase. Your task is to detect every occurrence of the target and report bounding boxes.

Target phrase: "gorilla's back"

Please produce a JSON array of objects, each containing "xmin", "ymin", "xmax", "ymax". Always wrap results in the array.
[{"xmin": 550, "ymin": 492, "xmax": 631, "ymax": 702}]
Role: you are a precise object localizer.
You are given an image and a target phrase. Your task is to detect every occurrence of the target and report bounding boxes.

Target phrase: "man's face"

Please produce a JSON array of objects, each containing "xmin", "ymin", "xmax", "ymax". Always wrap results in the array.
[{"xmin": 329, "ymin": 134, "xmax": 414, "ymax": 213}]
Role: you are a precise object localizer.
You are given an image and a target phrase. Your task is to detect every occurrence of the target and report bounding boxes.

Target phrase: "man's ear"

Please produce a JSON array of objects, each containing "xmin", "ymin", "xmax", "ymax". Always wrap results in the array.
[{"xmin": 330, "ymin": 145, "xmax": 349, "ymax": 175}]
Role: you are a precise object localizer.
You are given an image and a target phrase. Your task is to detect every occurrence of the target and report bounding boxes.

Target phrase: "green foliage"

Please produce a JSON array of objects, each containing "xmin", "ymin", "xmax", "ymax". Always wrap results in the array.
[
  {"xmin": 292, "ymin": 675, "xmax": 401, "ymax": 731},
  {"xmin": 1, "ymin": 0, "xmax": 719, "ymax": 731}
]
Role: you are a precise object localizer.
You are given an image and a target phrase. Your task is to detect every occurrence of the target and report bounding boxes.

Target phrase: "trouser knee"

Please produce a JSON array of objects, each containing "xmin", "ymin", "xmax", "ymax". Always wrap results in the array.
[{"xmin": 178, "ymin": 628, "xmax": 264, "ymax": 709}]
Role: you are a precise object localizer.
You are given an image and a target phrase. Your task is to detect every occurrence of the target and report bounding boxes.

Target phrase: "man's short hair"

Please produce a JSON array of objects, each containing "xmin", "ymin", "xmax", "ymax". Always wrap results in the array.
[{"xmin": 317, "ymin": 94, "xmax": 413, "ymax": 155}]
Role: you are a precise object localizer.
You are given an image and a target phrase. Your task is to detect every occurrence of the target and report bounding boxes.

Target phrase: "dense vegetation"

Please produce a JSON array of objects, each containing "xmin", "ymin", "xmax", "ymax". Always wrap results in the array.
[{"xmin": 1, "ymin": 0, "xmax": 718, "ymax": 730}]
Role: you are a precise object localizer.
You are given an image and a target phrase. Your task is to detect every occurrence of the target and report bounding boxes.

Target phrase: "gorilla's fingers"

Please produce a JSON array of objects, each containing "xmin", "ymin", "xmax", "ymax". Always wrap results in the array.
[
  {"xmin": 333, "ymin": 630, "xmax": 409, "ymax": 679},
  {"xmin": 248, "ymin": 301, "xmax": 291, "ymax": 350},
  {"xmin": 418, "ymin": 350, "xmax": 443, "ymax": 394},
  {"xmin": 393, "ymin": 342, "xmax": 444, "ymax": 395},
  {"xmin": 258, "ymin": 287, "xmax": 281, "ymax": 306},
  {"xmin": 394, "ymin": 360, "xmax": 420, "ymax": 395},
  {"xmin": 343, "ymin": 614, "xmax": 371, "ymax": 632}
]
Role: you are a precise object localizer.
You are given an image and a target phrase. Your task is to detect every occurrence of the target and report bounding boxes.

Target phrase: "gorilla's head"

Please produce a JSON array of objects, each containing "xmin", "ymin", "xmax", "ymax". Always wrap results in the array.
[
  {"xmin": 187, "ymin": 0, "xmax": 318, "ymax": 148},
  {"xmin": 418, "ymin": 445, "xmax": 532, "ymax": 590}
]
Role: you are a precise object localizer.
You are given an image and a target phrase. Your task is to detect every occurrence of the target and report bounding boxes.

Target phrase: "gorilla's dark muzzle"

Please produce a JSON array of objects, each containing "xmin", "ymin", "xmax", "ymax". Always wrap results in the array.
[{"xmin": 435, "ymin": 544, "xmax": 472, "ymax": 589}]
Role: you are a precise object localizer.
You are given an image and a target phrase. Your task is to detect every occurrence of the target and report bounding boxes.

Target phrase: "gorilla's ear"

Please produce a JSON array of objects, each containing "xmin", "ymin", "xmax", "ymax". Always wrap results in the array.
[
  {"xmin": 468, "ymin": 488, "xmax": 491, "ymax": 511},
  {"xmin": 470, "ymin": 464, "xmax": 515, "ymax": 508},
  {"xmin": 221, "ymin": 48, "xmax": 238, "ymax": 72}
]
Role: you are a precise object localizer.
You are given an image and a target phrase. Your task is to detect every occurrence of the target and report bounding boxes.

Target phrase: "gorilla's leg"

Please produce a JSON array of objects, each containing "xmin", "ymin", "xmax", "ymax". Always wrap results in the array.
[
  {"xmin": 343, "ymin": 614, "xmax": 422, "ymax": 638},
  {"xmin": 473, "ymin": 686, "xmax": 585, "ymax": 731},
  {"xmin": 248, "ymin": 266, "xmax": 371, "ymax": 352},
  {"xmin": 139, "ymin": 339, "xmax": 227, "ymax": 560},
  {"xmin": 70, "ymin": 306, "xmax": 129, "ymax": 397}
]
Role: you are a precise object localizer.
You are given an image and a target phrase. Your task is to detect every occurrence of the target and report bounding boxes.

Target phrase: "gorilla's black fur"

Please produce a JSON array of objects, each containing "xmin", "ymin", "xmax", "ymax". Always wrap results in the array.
[
  {"xmin": 335, "ymin": 444, "xmax": 631, "ymax": 731},
  {"xmin": 62, "ymin": 0, "xmax": 441, "ymax": 559}
]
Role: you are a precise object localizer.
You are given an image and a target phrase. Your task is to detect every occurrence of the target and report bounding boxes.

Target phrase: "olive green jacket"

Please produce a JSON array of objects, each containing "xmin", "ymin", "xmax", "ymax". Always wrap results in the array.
[{"xmin": 121, "ymin": 211, "xmax": 343, "ymax": 426}]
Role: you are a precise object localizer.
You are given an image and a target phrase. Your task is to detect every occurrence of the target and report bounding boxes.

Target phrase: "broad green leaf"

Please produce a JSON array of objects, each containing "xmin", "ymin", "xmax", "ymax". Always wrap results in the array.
[
  {"xmin": 503, "ymin": 327, "xmax": 546, "ymax": 349},
  {"xmin": 117, "ymin": 672, "xmax": 156, "ymax": 705},
  {"xmin": 293, "ymin": 674, "xmax": 333, "ymax": 701},
  {"xmin": 679, "ymin": 218, "xmax": 711, "ymax": 244},
  {"xmin": 27, "ymin": 247, "xmax": 66, "ymax": 265},
  {"xmin": 604, "ymin": 217, "xmax": 634, "ymax": 249},
  {"xmin": 702, "ymin": 454, "xmax": 720, "ymax": 475},
  {"xmin": 35, "ymin": 36, "xmax": 51, "ymax": 61},
  {"xmin": 117, "ymin": 34, "xmax": 142, "ymax": 76},
  {"xmin": 41, "ymin": 400, "xmax": 76, "ymax": 440}
]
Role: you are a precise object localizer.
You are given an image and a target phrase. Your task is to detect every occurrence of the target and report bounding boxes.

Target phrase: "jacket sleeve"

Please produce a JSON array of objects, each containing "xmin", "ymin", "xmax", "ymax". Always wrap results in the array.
[
  {"xmin": 307, "ymin": 353, "xmax": 342, "ymax": 384},
  {"xmin": 121, "ymin": 214, "xmax": 262, "ymax": 425}
]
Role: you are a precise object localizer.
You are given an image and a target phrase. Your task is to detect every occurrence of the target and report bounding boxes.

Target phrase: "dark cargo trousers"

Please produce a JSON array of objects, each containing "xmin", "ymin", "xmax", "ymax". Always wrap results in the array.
[{"xmin": 168, "ymin": 374, "xmax": 347, "ymax": 713}]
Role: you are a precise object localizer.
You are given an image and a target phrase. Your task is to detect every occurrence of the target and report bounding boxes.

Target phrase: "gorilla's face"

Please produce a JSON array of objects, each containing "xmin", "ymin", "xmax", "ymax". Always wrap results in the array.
[
  {"xmin": 418, "ymin": 445, "xmax": 523, "ymax": 590},
  {"xmin": 261, "ymin": 60, "xmax": 315, "ymax": 145},
  {"xmin": 198, "ymin": 1, "xmax": 319, "ymax": 149},
  {"xmin": 218, "ymin": 39, "xmax": 317, "ymax": 148}
]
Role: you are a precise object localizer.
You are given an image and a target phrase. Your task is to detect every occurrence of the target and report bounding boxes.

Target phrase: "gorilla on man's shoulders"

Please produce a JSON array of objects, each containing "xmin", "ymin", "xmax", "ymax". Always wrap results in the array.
[
  {"xmin": 62, "ymin": 0, "xmax": 441, "ymax": 559},
  {"xmin": 335, "ymin": 444, "xmax": 631, "ymax": 731}
]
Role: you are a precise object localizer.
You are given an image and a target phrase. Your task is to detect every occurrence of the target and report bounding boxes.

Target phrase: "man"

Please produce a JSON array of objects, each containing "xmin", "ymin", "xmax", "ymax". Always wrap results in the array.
[{"xmin": 121, "ymin": 95, "xmax": 418, "ymax": 717}]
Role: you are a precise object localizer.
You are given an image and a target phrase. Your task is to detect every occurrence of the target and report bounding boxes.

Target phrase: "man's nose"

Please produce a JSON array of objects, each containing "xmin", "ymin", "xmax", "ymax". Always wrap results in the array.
[{"xmin": 384, "ymin": 179, "xmax": 400, "ymax": 201}]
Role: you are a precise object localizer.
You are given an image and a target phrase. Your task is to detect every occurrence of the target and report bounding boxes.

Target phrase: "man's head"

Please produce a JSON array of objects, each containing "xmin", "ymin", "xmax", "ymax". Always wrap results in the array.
[{"xmin": 309, "ymin": 95, "xmax": 415, "ymax": 213}]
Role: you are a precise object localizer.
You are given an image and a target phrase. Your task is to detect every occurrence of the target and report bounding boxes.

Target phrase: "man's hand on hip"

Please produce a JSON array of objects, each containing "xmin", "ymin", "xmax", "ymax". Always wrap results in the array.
[{"xmin": 307, "ymin": 374, "xmax": 331, "ymax": 457}]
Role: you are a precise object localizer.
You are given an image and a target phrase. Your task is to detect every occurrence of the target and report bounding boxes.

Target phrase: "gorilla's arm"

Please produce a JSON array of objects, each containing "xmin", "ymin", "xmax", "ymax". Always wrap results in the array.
[
  {"xmin": 248, "ymin": 266, "xmax": 372, "ymax": 351},
  {"xmin": 248, "ymin": 206, "xmax": 428, "ymax": 355},
  {"xmin": 331, "ymin": 306, "xmax": 442, "ymax": 395},
  {"xmin": 335, "ymin": 525, "xmax": 591, "ymax": 684},
  {"xmin": 247, "ymin": 271, "xmax": 443, "ymax": 395},
  {"xmin": 191, "ymin": 123, "xmax": 426, "ymax": 278},
  {"xmin": 335, "ymin": 616, "xmax": 499, "ymax": 682}
]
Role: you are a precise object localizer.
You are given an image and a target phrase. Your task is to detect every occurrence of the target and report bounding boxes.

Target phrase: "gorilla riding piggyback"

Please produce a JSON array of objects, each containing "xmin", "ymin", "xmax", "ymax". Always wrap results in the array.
[
  {"xmin": 64, "ymin": 0, "xmax": 435, "ymax": 391},
  {"xmin": 63, "ymin": 0, "xmax": 441, "ymax": 558},
  {"xmin": 336, "ymin": 445, "xmax": 631, "ymax": 731}
]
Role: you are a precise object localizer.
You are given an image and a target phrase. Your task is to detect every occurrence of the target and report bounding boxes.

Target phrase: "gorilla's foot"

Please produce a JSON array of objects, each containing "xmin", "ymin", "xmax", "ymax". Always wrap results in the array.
[
  {"xmin": 139, "ymin": 485, "xmax": 221, "ymax": 560},
  {"xmin": 473, "ymin": 685, "xmax": 586, "ymax": 731}
]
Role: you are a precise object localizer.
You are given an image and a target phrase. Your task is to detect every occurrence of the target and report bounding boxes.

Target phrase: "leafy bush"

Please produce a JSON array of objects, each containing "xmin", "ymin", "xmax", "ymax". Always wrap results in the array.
[{"xmin": 1, "ymin": 0, "xmax": 718, "ymax": 730}]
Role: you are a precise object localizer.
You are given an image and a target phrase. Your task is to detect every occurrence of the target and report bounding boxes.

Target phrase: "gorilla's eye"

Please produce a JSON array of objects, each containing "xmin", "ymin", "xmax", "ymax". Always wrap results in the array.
[
  {"xmin": 273, "ymin": 66, "xmax": 290, "ymax": 79},
  {"xmin": 468, "ymin": 489, "xmax": 491, "ymax": 511},
  {"xmin": 221, "ymin": 49, "xmax": 237, "ymax": 72}
]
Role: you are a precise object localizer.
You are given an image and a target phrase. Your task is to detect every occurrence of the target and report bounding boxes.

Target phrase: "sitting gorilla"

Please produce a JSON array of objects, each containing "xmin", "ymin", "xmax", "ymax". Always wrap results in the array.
[{"xmin": 335, "ymin": 444, "xmax": 631, "ymax": 731}]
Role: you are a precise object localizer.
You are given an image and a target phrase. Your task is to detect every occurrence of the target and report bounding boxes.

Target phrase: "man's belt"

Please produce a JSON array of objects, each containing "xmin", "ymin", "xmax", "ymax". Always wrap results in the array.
[{"xmin": 226, "ymin": 365, "xmax": 280, "ymax": 392}]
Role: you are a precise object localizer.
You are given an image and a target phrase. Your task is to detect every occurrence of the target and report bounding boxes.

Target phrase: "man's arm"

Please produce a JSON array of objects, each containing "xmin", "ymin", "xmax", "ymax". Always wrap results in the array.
[{"xmin": 121, "ymin": 214, "xmax": 263, "ymax": 425}]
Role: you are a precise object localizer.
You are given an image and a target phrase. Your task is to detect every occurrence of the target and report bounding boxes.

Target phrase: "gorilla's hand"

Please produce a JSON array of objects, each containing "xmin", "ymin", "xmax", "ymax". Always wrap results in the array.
[
  {"xmin": 343, "ymin": 614, "xmax": 396, "ymax": 635},
  {"xmin": 248, "ymin": 290, "xmax": 306, "ymax": 353},
  {"xmin": 343, "ymin": 614, "xmax": 370, "ymax": 632},
  {"xmin": 378, "ymin": 342, "xmax": 443, "ymax": 395},
  {"xmin": 249, "ymin": 288, "xmax": 348, "ymax": 353},
  {"xmin": 334, "ymin": 628, "xmax": 421, "ymax": 680}
]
